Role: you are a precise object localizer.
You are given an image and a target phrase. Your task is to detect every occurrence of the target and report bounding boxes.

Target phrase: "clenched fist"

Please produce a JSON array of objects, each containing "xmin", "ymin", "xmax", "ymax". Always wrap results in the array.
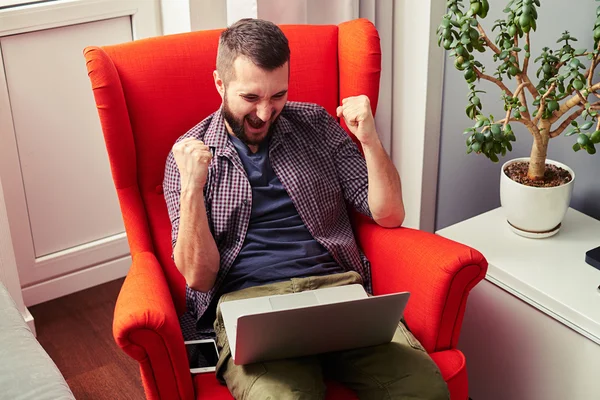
[
  {"xmin": 172, "ymin": 138, "xmax": 213, "ymax": 193},
  {"xmin": 336, "ymin": 95, "xmax": 378, "ymax": 146}
]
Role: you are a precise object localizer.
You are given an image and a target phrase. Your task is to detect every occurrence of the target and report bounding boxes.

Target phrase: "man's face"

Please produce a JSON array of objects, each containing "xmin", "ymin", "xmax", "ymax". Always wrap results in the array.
[{"xmin": 215, "ymin": 56, "xmax": 289, "ymax": 147}]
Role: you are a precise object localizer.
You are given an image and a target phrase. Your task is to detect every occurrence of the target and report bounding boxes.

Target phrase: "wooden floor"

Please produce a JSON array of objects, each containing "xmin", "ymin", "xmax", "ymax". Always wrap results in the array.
[{"xmin": 30, "ymin": 278, "xmax": 146, "ymax": 400}]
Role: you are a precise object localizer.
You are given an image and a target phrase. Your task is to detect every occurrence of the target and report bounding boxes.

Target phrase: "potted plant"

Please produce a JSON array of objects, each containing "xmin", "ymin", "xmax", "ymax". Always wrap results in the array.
[{"xmin": 438, "ymin": 0, "xmax": 600, "ymax": 237}]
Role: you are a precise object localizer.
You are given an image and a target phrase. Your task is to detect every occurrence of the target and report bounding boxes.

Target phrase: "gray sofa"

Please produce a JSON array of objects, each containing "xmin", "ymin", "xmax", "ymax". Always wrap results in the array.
[{"xmin": 0, "ymin": 282, "xmax": 75, "ymax": 400}]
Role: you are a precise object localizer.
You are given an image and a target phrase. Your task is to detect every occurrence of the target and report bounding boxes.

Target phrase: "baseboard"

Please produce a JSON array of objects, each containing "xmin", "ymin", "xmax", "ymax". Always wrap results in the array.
[
  {"xmin": 22, "ymin": 306, "xmax": 36, "ymax": 336},
  {"xmin": 22, "ymin": 255, "xmax": 131, "ymax": 307}
]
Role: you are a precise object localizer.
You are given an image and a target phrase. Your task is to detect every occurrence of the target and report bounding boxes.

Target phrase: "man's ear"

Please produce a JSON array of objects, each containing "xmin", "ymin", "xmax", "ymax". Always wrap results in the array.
[{"xmin": 213, "ymin": 70, "xmax": 225, "ymax": 100}]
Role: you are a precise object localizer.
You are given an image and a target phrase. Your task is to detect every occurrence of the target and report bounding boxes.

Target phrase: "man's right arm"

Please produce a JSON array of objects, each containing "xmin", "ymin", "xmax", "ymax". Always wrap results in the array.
[{"xmin": 169, "ymin": 138, "xmax": 220, "ymax": 292}]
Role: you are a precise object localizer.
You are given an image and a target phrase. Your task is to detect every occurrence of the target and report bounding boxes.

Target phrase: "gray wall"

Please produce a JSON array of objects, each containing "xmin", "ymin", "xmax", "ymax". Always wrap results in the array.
[{"xmin": 436, "ymin": 0, "xmax": 600, "ymax": 230}]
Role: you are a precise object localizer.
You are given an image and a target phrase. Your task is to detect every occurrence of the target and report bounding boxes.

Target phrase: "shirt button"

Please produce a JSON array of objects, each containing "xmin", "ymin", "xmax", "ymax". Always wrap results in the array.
[{"xmin": 242, "ymin": 199, "xmax": 248, "ymax": 205}]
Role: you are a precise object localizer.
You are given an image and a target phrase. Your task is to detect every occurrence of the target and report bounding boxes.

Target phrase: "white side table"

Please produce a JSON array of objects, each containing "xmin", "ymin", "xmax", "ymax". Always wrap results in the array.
[{"xmin": 437, "ymin": 207, "xmax": 600, "ymax": 400}]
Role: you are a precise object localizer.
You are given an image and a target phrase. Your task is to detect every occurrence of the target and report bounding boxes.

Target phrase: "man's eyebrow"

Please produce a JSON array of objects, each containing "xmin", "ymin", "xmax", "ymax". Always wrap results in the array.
[{"xmin": 238, "ymin": 90, "xmax": 288, "ymax": 97}]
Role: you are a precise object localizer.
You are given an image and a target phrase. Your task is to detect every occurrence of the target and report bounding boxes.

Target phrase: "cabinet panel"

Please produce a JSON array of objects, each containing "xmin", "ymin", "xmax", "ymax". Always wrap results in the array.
[{"xmin": 1, "ymin": 17, "xmax": 132, "ymax": 258}]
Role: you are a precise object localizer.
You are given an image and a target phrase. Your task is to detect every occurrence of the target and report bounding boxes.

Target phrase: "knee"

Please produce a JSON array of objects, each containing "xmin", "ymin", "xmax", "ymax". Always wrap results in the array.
[{"xmin": 246, "ymin": 379, "xmax": 324, "ymax": 400}]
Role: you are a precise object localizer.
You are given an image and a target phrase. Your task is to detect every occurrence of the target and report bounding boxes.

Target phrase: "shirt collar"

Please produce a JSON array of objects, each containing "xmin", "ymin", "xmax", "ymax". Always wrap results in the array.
[
  {"xmin": 203, "ymin": 108, "xmax": 229, "ymax": 150},
  {"xmin": 270, "ymin": 111, "xmax": 293, "ymax": 151}
]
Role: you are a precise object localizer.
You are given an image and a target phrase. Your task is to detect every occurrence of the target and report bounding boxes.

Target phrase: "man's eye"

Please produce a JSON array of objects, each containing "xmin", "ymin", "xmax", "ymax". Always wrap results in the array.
[
  {"xmin": 243, "ymin": 96, "xmax": 258, "ymax": 102},
  {"xmin": 273, "ymin": 94, "xmax": 285, "ymax": 99}
]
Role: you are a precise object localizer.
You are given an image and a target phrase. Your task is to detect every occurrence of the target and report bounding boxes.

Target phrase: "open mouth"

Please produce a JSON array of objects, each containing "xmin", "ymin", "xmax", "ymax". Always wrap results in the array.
[{"xmin": 245, "ymin": 117, "xmax": 266, "ymax": 130}]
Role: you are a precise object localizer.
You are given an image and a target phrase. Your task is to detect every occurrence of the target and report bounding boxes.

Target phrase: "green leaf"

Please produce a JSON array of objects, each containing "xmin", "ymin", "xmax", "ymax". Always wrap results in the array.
[
  {"xmin": 565, "ymin": 128, "xmax": 577, "ymax": 136},
  {"xmin": 578, "ymin": 134, "xmax": 590, "ymax": 146},
  {"xmin": 489, "ymin": 153, "xmax": 500, "ymax": 162},
  {"xmin": 581, "ymin": 121, "xmax": 594, "ymax": 130},
  {"xmin": 560, "ymin": 53, "xmax": 571, "ymax": 62},
  {"xmin": 575, "ymin": 48, "xmax": 587, "ymax": 55},
  {"xmin": 586, "ymin": 143, "xmax": 597, "ymax": 154},
  {"xmin": 571, "ymin": 120, "xmax": 579, "ymax": 126},
  {"xmin": 573, "ymin": 143, "xmax": 581, "ymax": 152}
]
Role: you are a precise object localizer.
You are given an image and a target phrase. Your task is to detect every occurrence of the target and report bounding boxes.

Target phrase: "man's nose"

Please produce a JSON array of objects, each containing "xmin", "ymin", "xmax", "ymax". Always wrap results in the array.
[{"xmin": 256, "ymin": 103, "xmax": 273, "ymax": 122}]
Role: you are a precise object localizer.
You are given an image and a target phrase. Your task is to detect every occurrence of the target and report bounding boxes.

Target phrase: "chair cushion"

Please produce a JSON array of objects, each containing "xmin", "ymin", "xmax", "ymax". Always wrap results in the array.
[{"xmin": 193, "ymin": 350, "xmax": 466, "ymax": 399}]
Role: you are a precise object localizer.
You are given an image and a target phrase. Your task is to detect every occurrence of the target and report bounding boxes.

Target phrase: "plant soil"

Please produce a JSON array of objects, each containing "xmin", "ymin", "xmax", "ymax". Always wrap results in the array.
[{"xmin": 504, "ymin": 161, "xmax": 572, "ymax": 188}]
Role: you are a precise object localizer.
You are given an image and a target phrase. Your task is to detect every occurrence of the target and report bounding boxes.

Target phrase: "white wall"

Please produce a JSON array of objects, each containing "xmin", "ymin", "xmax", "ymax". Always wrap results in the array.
[{"xmin": 160, "ymin": 0, "xmax": 190, "ymax": 34}]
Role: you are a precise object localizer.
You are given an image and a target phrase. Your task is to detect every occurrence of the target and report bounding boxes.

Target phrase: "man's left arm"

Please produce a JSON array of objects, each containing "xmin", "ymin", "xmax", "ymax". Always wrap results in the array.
[{"xmin": 337, "ymin": 95, "xmax": 405, "ymax": 228}]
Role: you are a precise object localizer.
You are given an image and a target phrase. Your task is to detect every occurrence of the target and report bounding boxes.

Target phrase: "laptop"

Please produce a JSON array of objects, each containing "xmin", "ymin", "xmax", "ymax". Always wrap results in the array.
[{"xmin": 219, "ymin": 284, "xmax": 410, "ymax": 365}]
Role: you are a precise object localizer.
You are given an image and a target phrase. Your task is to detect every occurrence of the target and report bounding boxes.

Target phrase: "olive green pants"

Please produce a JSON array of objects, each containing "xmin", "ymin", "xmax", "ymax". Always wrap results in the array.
[{"xmin": 214, "ymin": 272, "xmax": 449, "ymax": 400}]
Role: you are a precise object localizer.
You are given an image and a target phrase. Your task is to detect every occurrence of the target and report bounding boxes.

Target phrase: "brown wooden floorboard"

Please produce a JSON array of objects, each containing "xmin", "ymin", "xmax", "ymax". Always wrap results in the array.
[{"xmin": 29, "ymin": 278, "xmax": 145, "ymax": 400}]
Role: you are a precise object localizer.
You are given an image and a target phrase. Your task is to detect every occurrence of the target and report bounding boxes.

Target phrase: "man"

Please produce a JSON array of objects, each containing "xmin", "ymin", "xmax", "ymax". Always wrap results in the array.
[{"xmin": 164, "ymin": 18, "xmax": 448, "ymax": 400}]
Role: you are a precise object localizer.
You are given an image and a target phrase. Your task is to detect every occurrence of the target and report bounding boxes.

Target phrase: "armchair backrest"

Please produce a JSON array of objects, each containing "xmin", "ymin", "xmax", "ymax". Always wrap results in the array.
[{"xmin": 84, "ymin": 19, "xmax": 381, "ymax": 313}]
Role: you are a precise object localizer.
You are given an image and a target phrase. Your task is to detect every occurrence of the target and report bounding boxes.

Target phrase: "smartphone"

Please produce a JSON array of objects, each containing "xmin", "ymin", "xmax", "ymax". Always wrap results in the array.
[{"xmin": 184, "ymin": 339, "xmax": 220, "ymax": 374}]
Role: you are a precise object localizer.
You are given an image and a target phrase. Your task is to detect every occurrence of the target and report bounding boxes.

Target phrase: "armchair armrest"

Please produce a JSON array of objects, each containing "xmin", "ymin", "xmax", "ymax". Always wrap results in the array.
[
  {"xmin": 354, "ymin": 215, "xmax": 487, "ymax": 353},
  {"xmin": 113, "ymin": 251, "xmax": 195, "ymax": 400}
]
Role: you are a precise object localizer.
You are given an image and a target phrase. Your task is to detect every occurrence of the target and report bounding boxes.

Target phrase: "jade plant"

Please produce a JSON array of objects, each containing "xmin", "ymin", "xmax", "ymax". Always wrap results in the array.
[{"xmin": 438, "ymin": 0, "xmax": 600, "ymax": 184}]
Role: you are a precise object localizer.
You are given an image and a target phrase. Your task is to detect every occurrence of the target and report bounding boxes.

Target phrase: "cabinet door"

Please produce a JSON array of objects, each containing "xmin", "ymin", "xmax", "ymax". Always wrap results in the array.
[
  {"xmin": 2, "ymin": 17, "xmax": 131, "ymax": 260},
  {"xmin": 0, "ymin": 1, "xmax": 161, "ymax": 305}
]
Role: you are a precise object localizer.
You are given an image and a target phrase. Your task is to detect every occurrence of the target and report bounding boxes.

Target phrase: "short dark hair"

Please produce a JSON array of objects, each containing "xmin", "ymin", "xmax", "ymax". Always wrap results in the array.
[{"xmin": 216, "ymin": 18, "xmax": 290, "ymax": 84}]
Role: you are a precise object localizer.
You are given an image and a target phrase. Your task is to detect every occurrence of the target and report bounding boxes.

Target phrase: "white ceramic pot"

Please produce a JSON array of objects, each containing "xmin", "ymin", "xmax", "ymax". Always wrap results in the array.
[{"xmin": 500, "ymin": 157, "xmax": 575, "ymax": 238}]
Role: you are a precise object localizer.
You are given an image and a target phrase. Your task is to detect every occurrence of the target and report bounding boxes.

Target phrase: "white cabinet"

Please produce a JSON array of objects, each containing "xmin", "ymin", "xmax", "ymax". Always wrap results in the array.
[
  {"xmin": 437, "ymin": 207, "xmax": 600, "ymax": 400},
  {"xmin": 0, "ymin": 0, "xmax": 161, "ymax": 306}
]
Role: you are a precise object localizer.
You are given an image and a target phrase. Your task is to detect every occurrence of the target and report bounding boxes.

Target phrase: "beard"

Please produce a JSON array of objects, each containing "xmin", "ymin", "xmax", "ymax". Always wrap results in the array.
[{"xmin": 222, "ymin": 94, "xmax": 278, "ymax": 146}]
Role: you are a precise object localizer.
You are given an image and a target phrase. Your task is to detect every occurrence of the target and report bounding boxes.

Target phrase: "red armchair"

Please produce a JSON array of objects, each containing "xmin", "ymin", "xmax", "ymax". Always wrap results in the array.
[{"xmin": 83, "ymin": 19, "xmax": 487, "ymax": 400}]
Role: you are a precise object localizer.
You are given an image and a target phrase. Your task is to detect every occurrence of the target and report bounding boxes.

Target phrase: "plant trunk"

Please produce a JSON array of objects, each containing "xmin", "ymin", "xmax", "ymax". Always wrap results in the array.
[{"xmin": 528, "ymin": 122, "xmax": 550, "ymax": 180}]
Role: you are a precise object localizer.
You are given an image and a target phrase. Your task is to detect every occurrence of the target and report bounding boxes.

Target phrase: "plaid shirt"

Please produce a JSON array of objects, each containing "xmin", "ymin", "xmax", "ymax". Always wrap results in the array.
[{"xmin": 164, "ymin": 101, "xmax": 373, "ymax": 328}]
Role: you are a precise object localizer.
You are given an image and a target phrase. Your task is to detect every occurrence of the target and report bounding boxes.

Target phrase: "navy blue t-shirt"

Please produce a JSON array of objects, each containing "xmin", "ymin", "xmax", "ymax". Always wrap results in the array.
[{"xmin": 219, "ymin": 134, "xmax": 343, "ymax": 294}]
